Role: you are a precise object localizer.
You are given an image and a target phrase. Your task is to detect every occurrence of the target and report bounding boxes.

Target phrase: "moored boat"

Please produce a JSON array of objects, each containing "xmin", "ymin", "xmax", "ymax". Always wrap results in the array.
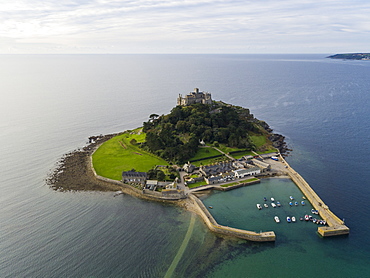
[
  {"xmin": 289, "ymin": 202, "xmax": 293, "ymax": 206},
  {"xmin": 277, "ymin": 201, "xmax": 281, "ymax": 207},
  {"xmin": 304, "ymin": 214, "xmax": 309, "ymax": 221},
  {"xmin": 271, "ymin": 202, "xmax": 276, "ymax": 208},
  {"xmin": 271, "ymin": 197, "xmax": 275, "ymax": 202},
  {"xmin": 301, "ymin": 201, "xmax": 305, "ymax": 206},
  {"xmin": 287, "ymin": 216, "xmax": 291, "ymax": 223},
  {"xmin": 311, "ymin": 209, "xmax": 319, "ymax": 215},
  {"xmin": 300, "ymin": 217, "xmax": 304, "ymax": 221},
  {"xmin": 274, "ymin": 216, "xmax": 280, "ymax": 223},
  {"xmin": 114, "ymin": 191, "xmax": 123, "ymax": 197},
  {"xmin": 289, "ymin": 196, "xmax": 294, "ymax": 200},
  {"xmin": 257, "ymin": 204, "xmax": 262, "ymax": 210},
  {"xmin": 294, "ymin": 201, "xmax": 298, "ymax": 206},
  {"xmin": 292, "ymin": 216, "xmax": 296, "ymax": 222},
  {"xmin": 264, "ymin": 203, "xmax": 268, "ymax": 208},
  {"xmin": 264, "ymin": 197, "xmax": 267, "ymax": 201}
]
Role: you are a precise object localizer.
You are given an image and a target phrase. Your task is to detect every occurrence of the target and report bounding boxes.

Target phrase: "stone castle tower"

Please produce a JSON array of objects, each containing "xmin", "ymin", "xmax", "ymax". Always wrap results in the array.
[{"xmin": 177, "ymin": 88, "xmax": 212, "ymax": 106}]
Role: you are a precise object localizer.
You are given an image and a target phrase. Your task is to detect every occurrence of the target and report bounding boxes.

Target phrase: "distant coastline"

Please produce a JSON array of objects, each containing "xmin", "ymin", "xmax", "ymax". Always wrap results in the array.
[{"xmin": 327, "ymin": 53, "xmax": 370, "ymax": 60}]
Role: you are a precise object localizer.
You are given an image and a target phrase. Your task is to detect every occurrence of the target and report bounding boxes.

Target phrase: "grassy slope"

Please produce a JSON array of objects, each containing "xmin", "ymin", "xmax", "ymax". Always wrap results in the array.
[
  {"xmin": 92, "ymin": 128, "xmax": 277, "ymax": 180},
  {"xmin": 190, "ymin": 147, "xmax": 223, "ymax": 160},
  {"xmin": 92, "ymin": 129, "xmax": 168, "ymax": 180}
]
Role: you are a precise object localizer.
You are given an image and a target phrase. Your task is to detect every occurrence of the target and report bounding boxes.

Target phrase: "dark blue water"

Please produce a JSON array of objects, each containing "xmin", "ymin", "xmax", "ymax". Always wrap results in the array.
[{"xmin": 0, "ymin": 54, "xmax": 369, "ymax": 277}]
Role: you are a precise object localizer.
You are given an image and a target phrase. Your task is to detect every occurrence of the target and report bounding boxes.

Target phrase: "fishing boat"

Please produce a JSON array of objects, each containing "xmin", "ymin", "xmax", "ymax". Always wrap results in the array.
[
  {"xmin": 274, "ymin": 216, "xmax": 280, "ymax": 223},
  {"xmin": 301, "ymin": 201, "xmax": 305, "ymax": 206},
  {"xmin": 271, "ymin": 197, "xmax": 275, "ymax": 202},
  {"xmin": 304, "ymin": 214, "xmax": 309, "ymax": 221},
  {"xmin": 289, "ymin": 196, "xmax": 294, "ymax": 200},
  {"xmin": 264, "ymin": 203, "xmax": 268, "ymax": 208},
  {"xmin": 287, "ymin": 216, "xmax": 291, "ymax": 223},
  {"xmin": 256, "ymin": 204, "xmax": 262, "ymax": 210},
  {"xmin": 276, "ymin": 201, "xmax": 281, "ymax": 207},
  {"xmin": 292, "ymin": 216, "xmax": 296, "ymax": 222},
  {"xmin": 271, "ymin": 203, "xmax": 276, "ymax": 208}
]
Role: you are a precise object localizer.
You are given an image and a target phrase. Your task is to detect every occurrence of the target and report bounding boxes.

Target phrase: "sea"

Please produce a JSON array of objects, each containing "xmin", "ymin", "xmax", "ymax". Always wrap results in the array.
[{"xmin": 0, "ymin": 54, "xmax": 369, "ymax": 278}]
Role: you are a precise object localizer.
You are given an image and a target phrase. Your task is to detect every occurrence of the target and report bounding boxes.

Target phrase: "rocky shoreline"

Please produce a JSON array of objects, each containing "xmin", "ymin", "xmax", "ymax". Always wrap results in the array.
[{"xmin": 46, "ymin": 133, "xmax": 123, "ymax": 192}]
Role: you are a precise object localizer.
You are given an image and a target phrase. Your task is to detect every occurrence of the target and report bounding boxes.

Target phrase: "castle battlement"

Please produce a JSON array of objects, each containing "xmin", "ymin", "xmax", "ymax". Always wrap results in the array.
[{"xmin": 177, "ymin": 88, "xmax": 212, "ymax": 106}]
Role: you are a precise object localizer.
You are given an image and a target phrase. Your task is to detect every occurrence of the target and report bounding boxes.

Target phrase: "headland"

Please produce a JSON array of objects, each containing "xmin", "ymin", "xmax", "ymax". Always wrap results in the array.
[
  {"xmin": 327, "ymin": 53, "xmax": 370, "ymax": 60},
  {"xmin": 47, "ymin": 88, "xmax": 349, "ymax": 241}
]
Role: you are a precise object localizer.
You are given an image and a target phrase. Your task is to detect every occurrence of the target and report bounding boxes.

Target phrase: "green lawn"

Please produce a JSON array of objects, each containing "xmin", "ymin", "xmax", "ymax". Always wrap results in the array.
[
  {"xmin": 190, "ymin": 147, "xmax": 223, "ymax": 161},
  {"xmin": 250, "ymin": 134, "xmax": 267, "ymax": 148},
  {"xmin": 187, "ymin": 180, "xmax": 208, "ymax": 188},
  {"xmin": 92, "ymin": 129, "xmax": 168, "ymax": 180},
  {"xmin": 217, "ymin": 144, "xmax": 240, "ymax": 153}
]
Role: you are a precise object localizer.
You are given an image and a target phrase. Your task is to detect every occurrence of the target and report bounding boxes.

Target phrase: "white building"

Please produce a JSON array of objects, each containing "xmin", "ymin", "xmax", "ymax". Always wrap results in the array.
[{"xmin": 233, "ymin": 167, "xmax": 260, "ymax": 179}]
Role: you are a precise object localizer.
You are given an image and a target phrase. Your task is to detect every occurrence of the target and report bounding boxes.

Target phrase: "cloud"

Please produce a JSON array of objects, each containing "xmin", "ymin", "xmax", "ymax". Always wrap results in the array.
[{"xmin": 0, "ymin": 0, "xmax": 370, "ymax": 53}]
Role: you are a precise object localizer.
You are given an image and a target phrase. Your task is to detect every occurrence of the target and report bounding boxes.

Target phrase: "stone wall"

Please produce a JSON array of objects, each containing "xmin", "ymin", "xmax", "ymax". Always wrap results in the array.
[{"xmin": 189, "ymin": 194, "xmax": 275, "ymax": 242}]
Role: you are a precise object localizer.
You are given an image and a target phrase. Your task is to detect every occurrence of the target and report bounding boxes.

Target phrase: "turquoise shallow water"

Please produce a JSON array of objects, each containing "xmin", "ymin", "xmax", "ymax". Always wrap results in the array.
[{"xmin": 201, "ymin": 178, "xmax": 321, "ymax": 238}]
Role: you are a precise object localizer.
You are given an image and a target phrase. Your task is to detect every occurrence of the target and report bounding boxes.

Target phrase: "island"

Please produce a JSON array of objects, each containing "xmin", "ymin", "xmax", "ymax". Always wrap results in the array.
[
  {"xmin": 327, "ymin": 53, "xmax": 370, "ymax": 60},
  {"xmin": 47, "ymin": 88, "xmax": 349, "ymax": 241}
]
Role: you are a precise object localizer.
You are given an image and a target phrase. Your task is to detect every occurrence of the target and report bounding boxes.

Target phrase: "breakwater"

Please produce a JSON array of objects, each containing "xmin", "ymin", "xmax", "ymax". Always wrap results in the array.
[
  {"xmin": 281, "ymin": 157, "xmax": 350, "ymax": 237},
  {"xmin": 188, "ymin": 194, "xmax": 276, "ymax": 242}
]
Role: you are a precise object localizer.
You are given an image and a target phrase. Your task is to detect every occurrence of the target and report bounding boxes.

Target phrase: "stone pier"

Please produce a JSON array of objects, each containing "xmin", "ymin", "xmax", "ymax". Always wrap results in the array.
[{"xmin": 281, "ymin": 157, "xmax": 350, "ymax": 237}]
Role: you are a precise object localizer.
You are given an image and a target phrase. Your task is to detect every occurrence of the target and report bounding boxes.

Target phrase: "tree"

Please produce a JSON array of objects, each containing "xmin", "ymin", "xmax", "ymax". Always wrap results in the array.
[
  {"xmin": 149, "ymin": 114, "xmax": 159, "ymax": 121},
  {"xmin": 156, "ymin": 170, "xmax": 165, "ymax": 181}
]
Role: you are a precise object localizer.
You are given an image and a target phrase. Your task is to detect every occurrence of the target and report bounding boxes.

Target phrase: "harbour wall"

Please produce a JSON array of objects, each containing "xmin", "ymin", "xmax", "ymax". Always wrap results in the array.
[
  {"xmin": 188, "ymin": 194, "xmax": 276, "ymax": 242},
  {"xmin": 281, "ymin": 157, "xmax": 350, "ymax": 236}
]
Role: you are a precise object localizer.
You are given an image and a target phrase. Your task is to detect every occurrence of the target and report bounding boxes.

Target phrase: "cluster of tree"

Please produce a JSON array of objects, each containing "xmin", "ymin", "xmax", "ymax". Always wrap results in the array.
[
  {"xmin": 147, "ymin": 167, "xmax": 178, "ymax": 181},
  {"xmin": 142, "ymin": 102, "xmax": 264, "ymax": 164}
]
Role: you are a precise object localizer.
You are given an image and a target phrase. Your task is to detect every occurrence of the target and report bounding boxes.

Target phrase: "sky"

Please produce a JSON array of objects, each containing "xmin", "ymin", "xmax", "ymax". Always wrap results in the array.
[{"xmin": 1, "ymin": 0, "xmax": 370, "ymax": 54}]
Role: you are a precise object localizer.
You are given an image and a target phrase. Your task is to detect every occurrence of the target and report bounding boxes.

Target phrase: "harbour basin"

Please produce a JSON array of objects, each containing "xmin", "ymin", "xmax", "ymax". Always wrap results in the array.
[{"xmin": 200, "ymin": 177, "xmax": 324, "ymax": 242}]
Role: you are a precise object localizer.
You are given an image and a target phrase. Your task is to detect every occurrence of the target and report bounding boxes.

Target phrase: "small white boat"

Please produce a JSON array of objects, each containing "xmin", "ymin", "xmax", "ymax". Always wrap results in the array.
[
  {"xmin": 289, "ymin": 196, "xmax": 294, "ymax": 200},
  {"xmin": 276, "ymin": 201, "xmax": 281, "ymax": 207},
  {"xmin": 292, "ymin": 216, "xmax": 296, "ymax": 222},
  {"xmin": 311, "ymin": 209, "xmax": 319, "ymax": 215},
  {"xmin": 264, "ymin": 203, "xmax": 268, "ymax": 208},
  {"xmin": 271, "ymin": 197, "xmax": 275, "ymax": 202},
  {"xmin": 274, "ymin": 216, "xmax": 280, "ymax": 223},
  {"xmin": 304, "ymin": 214, "xmax": 309, "ymax": 221},
  {"xmin": 271, "ymin": 203, "xmax": 276, "ymax": 208},
  {"xmin": 257, "ymin": 204, "xmax": 262, "ymax": 210},
  {"xmin": 287, "ymin": 216, "xmax": 291, "ymax": 223},
  {"xmin": 301, "ymin": 201, "xmax": 305, "ymax": 206},
  {"xmin": 114, "ymin": 191, "xmax": 123, "ymax": 197},
  {"xmin": 294, "ymin": 201, "xmax": 299, "ymax": 206}
]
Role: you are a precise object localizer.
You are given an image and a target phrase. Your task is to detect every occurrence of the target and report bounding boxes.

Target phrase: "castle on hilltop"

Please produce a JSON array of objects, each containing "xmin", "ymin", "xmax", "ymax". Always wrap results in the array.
[{"xmin": 177, "ymin": 88, "xmax": 212, "ymax": 106}]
